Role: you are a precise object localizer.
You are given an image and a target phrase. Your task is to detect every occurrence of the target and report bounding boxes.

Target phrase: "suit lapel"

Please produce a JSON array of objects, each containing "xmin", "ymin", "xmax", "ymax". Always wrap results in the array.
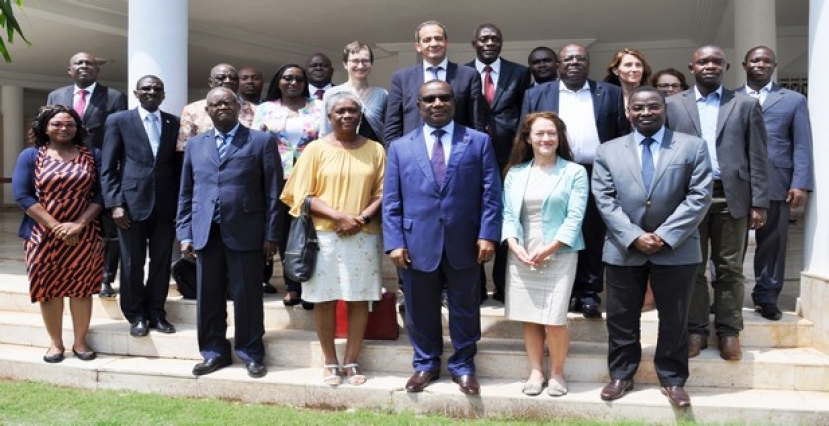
[
  {"xmin": 158, "ymin": 112, "xmax": 177, "ymax": 160},
  {"xmin": 409, "ymin": 128, "xmax": 437, "ymax": 189},
  {"xmin": 128, "ymin": 109, "xmax": 155, "ymax": 160},
  {"xmin": 222, "ymin": 126, "xmax": 247, "ymax": 163},
  {"xmin": 762, "ymin": 85, "xmax": 784, "ymax": 111},
  {"xmin": 442, "ymin": 126, "xmax": 470, "ymax": 191},
  {"xmin": 679, "ymin": 91, "xmax": 702, "ymax": 136},
  {"xmin": 715, "ymin": 89, "xmax": 737, "ymax": 140},
  {"xmin": 445, "ymin": 62, "xmax": 457, "ymax": 84},
  {"xmin": 650, "ymin": 130, "xmax": 678, "ymax": 193},
  {"xmin": 83, "ymin": 85, "xmax": 105, "ymax": 122},
  {"xmin": 623, "ymin": 134, "xmax": 647, "ymax": 193},
  {"xmin": 589, "ymin": 80, "xmax": 602, "ymax": 120},
  {"xmin": 491, "ymin": 61, "xmax": 511, "ymax": 107}
]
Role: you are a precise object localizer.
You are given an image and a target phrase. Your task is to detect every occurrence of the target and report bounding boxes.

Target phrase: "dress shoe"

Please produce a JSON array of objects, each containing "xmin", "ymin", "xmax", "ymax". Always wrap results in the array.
[
  {"xmin": 283, "ymin": 292, "xmax": 301, "ymax": 307},
  {"xmin": 571, "ymin": 297, "xmax": 602, "ymax": 318},
  {"xmin": 43, "ymin": 349, "xmax": 65, "ymax": 363},
  {"xmin": 661, "ymin": 386, "xmax": 691, "ymax": 407},
  {"xmin": 452, "ymin": 374, "xmax": 480, "ymax": 395},
  {"xmin": 600, "ymin": 379, "xmax": 633, "ymax": 401},
  {"xmin": 246, "ymin": 362, "xmax": 267, "ymax": 378},
  {"xmin": 263, "ymin": 282, "xmax": 278, "ymax": 294},
  {"xmin": 192, "ymin": 357, "xmax": 232, "ymax": 376},
  {"xmin": 149, "ymin": 317, "xmax": 176, "ymax": 334},
  {"xmin": 405, "ymin": 370, "xmax": 440, "ymax": 392},
  {"xmin": 755, "ymin": 303, "xmax": 782, "ymax": 321},
  {"xmin": 99, "ymin": 282, "xmax": 116, "ymax": 298},
  {"xmin": 687, "ymin": 333, "xmax": 708, "ymax": 357},
  {"xmin": 301, "ymin": 300, "xmax": 315, "ymax": 310},
  {"xmin": 719, "ymin": 335, "xmax": 742, "ymax": 361},
  {"xmin": 72, "ymin": 347, "xmax": 96, "ymax": 361},
  {"xmin": 492, "ymin": 292, "xmax": 505, "ymax": 303},
  {"xmin": 130, "ymin": 319, "xmax": 149, "ymax": 337}
]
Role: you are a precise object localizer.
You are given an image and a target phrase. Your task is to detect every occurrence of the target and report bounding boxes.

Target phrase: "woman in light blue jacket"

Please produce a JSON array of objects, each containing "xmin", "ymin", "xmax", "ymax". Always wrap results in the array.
[{"xmin": 502, "ymin": 111, "xmax": 588, "ymax": 397}]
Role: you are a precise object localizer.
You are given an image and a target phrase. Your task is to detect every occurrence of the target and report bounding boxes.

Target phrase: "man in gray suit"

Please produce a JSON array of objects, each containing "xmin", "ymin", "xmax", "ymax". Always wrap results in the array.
[
  {"xmin": 594, "ymin": 86, "xmax": 712, "ymax": 407},
  {"xmin": 665, "ymin": 45, "xmax": 769, "ymax": 361},
  {"xmin": 739, "ymin": 46, "xmax": 813, "ymax": 321}
]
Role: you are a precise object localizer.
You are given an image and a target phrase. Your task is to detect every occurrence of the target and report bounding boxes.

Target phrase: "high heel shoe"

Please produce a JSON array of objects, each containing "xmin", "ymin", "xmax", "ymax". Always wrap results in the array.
[{"xmin": 72, "ymin": 346, "xmax": 96, "ymax": 361}]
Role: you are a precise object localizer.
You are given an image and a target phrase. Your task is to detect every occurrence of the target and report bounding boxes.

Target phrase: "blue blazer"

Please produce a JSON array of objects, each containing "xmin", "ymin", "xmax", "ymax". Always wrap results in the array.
[
  {"xmin": 501, "ymin": 157, "xmax": 587, "ymax": 253},
  {"xmin": 47, "ymin": 84, "xmax": 128, "ymax": 149},
  {"xmin": 383, "ymin": 124, "xmax": 502, "ymax": 272},
  {"xmin": 176, "ymin": 125, "xmax": 283, "ymax": 251},
  {"xmin": 383, "ymin": 62, "xmax": 487, "ymax": 144},
  {"xmin": 520, "ymin": 79, "xmax": 629, "ymax": 146}
]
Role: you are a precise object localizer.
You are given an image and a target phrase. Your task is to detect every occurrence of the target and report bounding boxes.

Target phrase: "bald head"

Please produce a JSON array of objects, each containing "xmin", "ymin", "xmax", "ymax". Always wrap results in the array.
[{"xmin": 208, "ymin": 63, "xmax": 239, "ymax": 92}]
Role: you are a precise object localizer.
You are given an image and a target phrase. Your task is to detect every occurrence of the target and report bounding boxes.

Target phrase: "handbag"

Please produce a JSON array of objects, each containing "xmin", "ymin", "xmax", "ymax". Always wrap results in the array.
[
  {"xmin": 335, "ymin": 288, "xmax": 400, "ymax": 340},
  {"xmin": 283, "ymin": 196, "xmax": 319, "ymax": 282},
  {"xmin": 171, "ymin": 257, "xmax": 197, "ymax": 299}
]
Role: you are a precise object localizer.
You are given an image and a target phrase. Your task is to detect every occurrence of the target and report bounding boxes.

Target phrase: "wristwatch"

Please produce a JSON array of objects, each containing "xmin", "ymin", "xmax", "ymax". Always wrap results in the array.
[{"xmin": 360, "ymin": 214, "xmax": 371, "ymax": 224}]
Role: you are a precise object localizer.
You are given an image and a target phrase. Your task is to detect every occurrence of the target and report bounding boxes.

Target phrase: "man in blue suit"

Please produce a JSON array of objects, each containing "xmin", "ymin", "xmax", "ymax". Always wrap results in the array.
[
  {"xmin": 177, "ymin": 87, "xmax": 283, "ymax": 378},
  {"xmin": 383, "ymin": 20, "xmax": 487, "ymax": 144},
  {"xmin": 521, "ymin": 43, "xmax": 629, "ymax": 318},
  {"xmin": 102, "ymin": 75, "xmax": 180, "ymax": 337},
  {"xmin": 739, "ymin": 46, "xmax": 813, "ymax": 321},
  {"xmin": 383, "ymin": 80, "xmax": 502, "ymax": 395}
]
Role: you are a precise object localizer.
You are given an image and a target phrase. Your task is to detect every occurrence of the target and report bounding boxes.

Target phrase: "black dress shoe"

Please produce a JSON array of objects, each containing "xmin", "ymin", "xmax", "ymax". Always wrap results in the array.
[
  {"xmin": 283, "ymin": 292, "xmax": 301, "ymax": 307},
  {"xmin": 72, "ymin": 347, "xmax": 96, "ymax": 361},
  {"xmin": 452, "ymin": 374, "xmax": 480, "ymax": 395},
  {"xmin": 581, "ymin": 303, "xmax": 602, "ymax": 318},
  {"xmin": 130, "ymin": 319, "xmax": 149, "ymax": 337},
  {"xmin": 492, "ymin": 292, "xmax": 505, "ymax": 303},
  {"xmin": 600, "ymin": 379, "xmax": 633, "ymax": 401},
  {"xmin": 149, "ymin": 317, "xmax": 176, "ymax": 334},
  {"xmin": 99, "ymin": 282, "xmax": 116, "ymax": 298},
  {"xmin": 43, "ymin": 349, "xmax": 65, "ymax": 363},
  {"xmin": 246, "ymin": 362, "xmax": 267, "ymax": 378},
  {"xmin": 405, "ymin": 370, "xmax": 440, "ymax": 392},
  {"xmin": 263, "ymin": 282, "xmax": 278, "ymax": 294},
  {"xmin": 755, "ymin": 303, "xmax": 783, "ymax": 321},
  {"xmin": 192, "ymin": 357, "xmax": 232, "ymax": 376},
  {"xmin": 301, "ymin": 300, "xmax": 315, "ymax": 310}
]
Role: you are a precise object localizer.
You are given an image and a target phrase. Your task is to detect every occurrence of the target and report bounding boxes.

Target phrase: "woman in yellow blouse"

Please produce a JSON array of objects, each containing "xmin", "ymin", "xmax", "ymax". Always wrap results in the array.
[{"xmin": 281, "ymin": 92, "xmax": 385, "ymax": 387}]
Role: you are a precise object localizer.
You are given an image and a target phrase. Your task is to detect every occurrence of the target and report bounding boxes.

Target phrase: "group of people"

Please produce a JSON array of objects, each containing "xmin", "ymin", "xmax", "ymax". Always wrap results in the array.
[{"xmin": 12, "ymin": 19, "xmax": 812, "ymax": 410}]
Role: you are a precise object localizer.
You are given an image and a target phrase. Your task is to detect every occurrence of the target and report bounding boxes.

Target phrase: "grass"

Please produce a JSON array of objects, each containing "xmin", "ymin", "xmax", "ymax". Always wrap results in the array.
[{"xmin": 0, "ymin": 379, "xmax": 667, "ymax": 426}]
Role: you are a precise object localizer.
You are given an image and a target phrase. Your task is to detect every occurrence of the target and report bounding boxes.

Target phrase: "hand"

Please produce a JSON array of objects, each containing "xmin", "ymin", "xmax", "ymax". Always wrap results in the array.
[
  {"xmin": 111, "ymin": 207, "xmax": 131, "ymax": 230},
  {"xmin": 63, "ymin": 234, "xmax": 80, "ymax": 247},
  {"xmin": 787, "ymin": 188, "xmax": 808, "ymax": 209},
  {"xmin": 527, "ymin": 243, "xmax": 557, "ymax": 266},
  {"xmin": 507, "ymin": 239, "xmax": 535, "ymax": 266},
  {"xmin": 52, "ymin": 222, "xmax": 84, "ymax": 241},
  {"xmin": 477, "ymin": 239, "xmax": 495, "ymax": 264},
  {"xmin": 633, "ymin": 233, "xmax": 664, "ymax": 255},
  {"xmin": 389, "ymin": 248, "xmax": 411, "ymax": 269},
  {"xmin": 334, "ymin": 214, "xmax": 361, "ymax": 237},
  {"xmin": 749, "ymin": 207, "xmax": 767, "ymax": 230},
  {"xmin": 180, "ymin": 241, "xmax": 197, "ymax": 260},
  {"xmin": 263, "ymin": 241, "xmax": 278, "ymax": 260}
]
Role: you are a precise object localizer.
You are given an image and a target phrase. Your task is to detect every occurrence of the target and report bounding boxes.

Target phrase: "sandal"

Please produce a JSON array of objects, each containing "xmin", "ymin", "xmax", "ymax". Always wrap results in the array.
[
  {"xmin": 343, "ymin": 363, "xmax": 367, "ymax": 386},
  {"xmin": 522, "ymin": 376, "xmax": 544, "ymax": 396},
  {"xmin": 323, "ymin": 364, "xmax": 343, "ymax": 386},
  {"xmin": 547, "ymin": 376, "xmax": 568, "ymax": 397}
]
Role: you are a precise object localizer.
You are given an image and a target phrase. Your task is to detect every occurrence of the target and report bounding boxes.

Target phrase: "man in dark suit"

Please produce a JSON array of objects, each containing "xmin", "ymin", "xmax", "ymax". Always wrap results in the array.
[
  {"xmin": 102, "ymin": 75, "xmax": 180, "ymax": 337},
  {"xmin": 177, "ymin": 87, "xmax": 283, "ymax": 378},
  {"xmin": 383, "ymin": 20, "xmax": 487, "ymax": 144},
  {"xmin": 665, "ymin": 45, "xmax": 769, "ymax": 361},
  {"xmin": 383, "ymin": 81, "xmax": 502, "ymax": 395},
  {"xmin": 593, "ymin": 86, "xmax": 713, "ymax": 407},
  {"xmin": 306, "ymin": 53, "xmax": 334, "ymax": 101},
  {"xmin": 47, "ymin": 51, "xmax": 128, "ymax": 298},
  {"xmin": 521, "ymin": 43, "xmax": 629, "ymax": 318},
  {"xmin": 465, "ymin": 23, "xmax": 531, "ymax": 303},
  {"xmin": 739, "ymin": 46, "xmax": 813, "ymax": 321},
  {"xmin": 527, "ymin": 46, "xmax": 558, "ymax": 86}
]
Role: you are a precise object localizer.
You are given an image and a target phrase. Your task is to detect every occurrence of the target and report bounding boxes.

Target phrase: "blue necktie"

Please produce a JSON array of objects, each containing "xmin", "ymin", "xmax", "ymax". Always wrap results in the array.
[
  {"xmin": 145, "ymin": 114, "xmax": 160, "ymax": 158},
  {"xmin": 427, "ymin": 66, "xmax": 443, "ymax": 81},
  {"xmin": 431, "ymin": 129, "xmax": 446, "ymax": 186},
  {"xmin": 641, "ymin": 137, "xmax": 656, "ymax": 192},
  {"xmin": 217, "ymin": 133, "xmax": 228, "ymax": 160}
]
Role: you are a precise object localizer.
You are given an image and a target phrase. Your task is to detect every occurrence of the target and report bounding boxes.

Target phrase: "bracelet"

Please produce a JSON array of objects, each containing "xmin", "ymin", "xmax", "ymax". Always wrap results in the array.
[{"xmin": 360, "ymin": 214, "xmax": 371, "ymax": 224}]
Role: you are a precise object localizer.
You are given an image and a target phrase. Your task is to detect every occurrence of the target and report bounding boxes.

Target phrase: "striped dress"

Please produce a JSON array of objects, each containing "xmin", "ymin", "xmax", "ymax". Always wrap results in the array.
[{"xmin": 24, "ymin": 146, "xmax": 103, "ymax": 302}]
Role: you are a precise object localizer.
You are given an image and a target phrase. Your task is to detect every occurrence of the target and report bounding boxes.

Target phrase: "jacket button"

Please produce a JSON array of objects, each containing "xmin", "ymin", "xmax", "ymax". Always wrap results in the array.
[{"xmin": 646, "ymin": 200, "xmax": 652, "ymax": 207}]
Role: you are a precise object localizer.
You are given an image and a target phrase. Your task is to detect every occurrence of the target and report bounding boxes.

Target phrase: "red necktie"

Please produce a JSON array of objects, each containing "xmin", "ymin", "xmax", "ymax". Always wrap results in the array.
[
  {"xmin": 483, "ymin": 66, "xmax": 495, "ymax": 106},
  {"xmin": 315, "ymin": 89, "xmax": 324, "ymax": 101},
  {"xmin": 74, "ymin": 89, "xmax": 88, "ymax": 116}
]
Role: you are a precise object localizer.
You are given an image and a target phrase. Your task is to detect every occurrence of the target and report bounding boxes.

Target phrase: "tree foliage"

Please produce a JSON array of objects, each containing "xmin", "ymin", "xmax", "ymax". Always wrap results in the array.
[{"xmin": 0, "ymin": 0, "xmax": 29, "ymax": 63}]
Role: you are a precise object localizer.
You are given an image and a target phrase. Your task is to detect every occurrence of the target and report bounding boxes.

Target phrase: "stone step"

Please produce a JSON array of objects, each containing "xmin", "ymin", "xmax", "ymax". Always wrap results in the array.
[
  {"xmin": 2, "ymin": 310, "xmax": 827, "ymax": 391},
  {"xmin": 0, "ymin": 342, "xmax": 826, "ymax": 425}
]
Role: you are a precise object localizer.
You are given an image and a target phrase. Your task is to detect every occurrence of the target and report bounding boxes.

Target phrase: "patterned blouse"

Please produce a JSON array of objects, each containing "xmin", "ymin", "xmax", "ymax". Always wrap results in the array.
[{"xmin": 252, "ymin": 98, "xmax": 322, "ymax": 179}]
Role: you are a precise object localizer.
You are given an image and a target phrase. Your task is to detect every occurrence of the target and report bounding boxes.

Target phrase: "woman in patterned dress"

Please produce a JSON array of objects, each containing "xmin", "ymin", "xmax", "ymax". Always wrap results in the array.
[{"xmin": 12, "ymin": 105, "xmax": 104, "ymax": 363}]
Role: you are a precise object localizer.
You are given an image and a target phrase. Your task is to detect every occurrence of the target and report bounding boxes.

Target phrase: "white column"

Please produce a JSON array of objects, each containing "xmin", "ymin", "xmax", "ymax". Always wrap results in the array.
[
  {"xmin": 128, "ymin": 0, "xmax": 188, "ymax": 114},
  {"xmin": 801, "ymin": 0, "xmax": 829, "ymax": 352},
  {"xmin": 1, "ymin": 86, "xmax": 25, "ymax": 205},
  {"xmin": 734, "ymin": 0, "xmax": 777, "ymax": 87}
]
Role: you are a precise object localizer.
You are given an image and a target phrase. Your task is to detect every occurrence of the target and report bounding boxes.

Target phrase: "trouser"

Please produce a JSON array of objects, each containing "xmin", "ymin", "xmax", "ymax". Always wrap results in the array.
[{"xmin": 752, "ymin": 200, "xmax": 790, "ymax": 305}]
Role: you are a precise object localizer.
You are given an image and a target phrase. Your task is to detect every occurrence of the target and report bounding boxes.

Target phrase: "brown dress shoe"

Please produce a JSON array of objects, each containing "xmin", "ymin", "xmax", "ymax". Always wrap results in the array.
[
  {"xmin": 688, "ymin": 333, "xmax": 708, "ymax": 357},
  {"xmin": 405, "ymin": 370, "xmax": 439, "ymax": 392},
  {"xmin": 452, "ymin": 374, "xmax": 480, "ymax": 395},
  {"xmin": 719, "ymin": 335, "xmax": 742, "ymax": 361},
  {"xmin": 600, "ymin": 379, "xmax": 633, "ymax": 401},
  {"xmin": 661, "ymin": 386, "xmax": 691, "ymax": 407}
]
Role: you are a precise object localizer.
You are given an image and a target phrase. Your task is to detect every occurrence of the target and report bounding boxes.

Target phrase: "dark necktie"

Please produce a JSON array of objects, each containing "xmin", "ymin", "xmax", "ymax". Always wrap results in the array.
[
  {"xmin": 483, "ymin": 65, "xmax": 495, "ymax": 105},
  {"xmin": 315, "ymin": 89, "xmax": 325, "ymax": 101},
  {"xmin": 431, "ymin": 129, "xmax": 446, "ymax": 185},
  {"xmin": 74, "ymin": 89, "xmax": 88, "ymax": 116},
  {"xmin": 641, "ymin": 137, "xmax": 656, "ymax": 192},
  {"xmin": 427, "ymin": 66, "xmax": 443, "ymax": 81}
]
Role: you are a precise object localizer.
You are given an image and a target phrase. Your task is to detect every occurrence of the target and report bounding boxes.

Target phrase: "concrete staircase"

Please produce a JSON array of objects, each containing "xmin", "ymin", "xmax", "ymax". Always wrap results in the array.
[{"xmin": 1, "ymin": 268, "xmax": 828, "ymax": 424}]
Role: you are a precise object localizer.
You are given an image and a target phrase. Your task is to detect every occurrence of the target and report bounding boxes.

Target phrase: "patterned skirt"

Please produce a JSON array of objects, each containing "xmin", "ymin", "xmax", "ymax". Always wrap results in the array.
[{"xmin": 301, "ymin": 231, "xmax": 382, "ymax": 303}]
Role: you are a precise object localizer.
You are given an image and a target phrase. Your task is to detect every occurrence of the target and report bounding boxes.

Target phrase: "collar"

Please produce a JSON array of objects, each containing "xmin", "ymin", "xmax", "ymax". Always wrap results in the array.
[
  {"xmin": 634, "ymin": 127, "xmax": 666, "ymax": 146},
  {"xmin": 475, "ymin": 58, "xmax": 501, "ymax": 74},
  {"xmin": 424, "ymin": 121, "xmax": 455, "ymax": 139},
  {"xmin": 214, "ymin": 122, "xmax": 241, "ymax": 138},
  {"xmin": 558, "ymin": 79, "xmax": 590, "ymax": 93},
  {"xmin": 310, "ymin": 83, "xmax": 333, "ymax": 92},
  {"xmin": 745, "ymin": 81, "xmax": 773, "ymax": 95},
  {"xmin": 75, "ymin": 82, "xmax": 97, "ymax": 95},
  {"xmin": 423, "ymin": 58, "xmax": 449, "ymax": 71},
  {"xmin": 137, "ymin": 106, "xmax": 161, "ymax": 121},
  {"xmin": 694, "ymin": 85, "xmax": 723, "ymax": 101}
]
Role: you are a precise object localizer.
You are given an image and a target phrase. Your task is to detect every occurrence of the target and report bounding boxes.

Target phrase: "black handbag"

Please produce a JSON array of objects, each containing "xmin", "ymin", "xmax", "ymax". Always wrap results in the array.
[{"xmin": 283, "ymin": 196, "xmax": 319, "ymax": 282}]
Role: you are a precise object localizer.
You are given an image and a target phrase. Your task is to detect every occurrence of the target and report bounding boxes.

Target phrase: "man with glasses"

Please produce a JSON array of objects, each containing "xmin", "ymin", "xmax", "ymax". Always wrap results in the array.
[{"xmin": 521, "ymin": 43, "xmax": 629, "ymax": 318}]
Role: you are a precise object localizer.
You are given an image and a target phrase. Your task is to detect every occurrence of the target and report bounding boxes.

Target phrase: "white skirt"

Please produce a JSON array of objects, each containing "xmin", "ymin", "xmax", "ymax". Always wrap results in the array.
[
  {"xmin": 301, "ymin": 231, "xmax": 382, "ymax": 303},
  {"xmin": 504, "ymin": 251, "xmax": 578, "ymax": 326}
]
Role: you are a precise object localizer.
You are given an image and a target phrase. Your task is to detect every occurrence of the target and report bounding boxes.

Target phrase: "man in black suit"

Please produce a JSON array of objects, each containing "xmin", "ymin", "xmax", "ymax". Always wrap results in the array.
[
  {"xmin": 384, "ymin": 20, "xmax": 487, "ymax": 143},
  {"xmin": 527, "ymin": 46, "xmax": 558, "ymax": 86},
  {"xmin": 47, "ymin": 51, "xmax": 128, "ymax": 298},
  {"xmin": 521, "ymin": 43, "xmax": 629, "ymax": 318},
  {"xmin": 306, "ymin": 53, "xmax": 334, "ymax": 101},
  {"xmin": 177, "ymin": 87, "xmax": 283, "ymax": 378},
  {"xmin": 466, "ymin": 23, "xmax": 531, "ymax": 303},
  {"xmin": 102, "ymin": 76, "xmax": 180, "ymax": 337}
]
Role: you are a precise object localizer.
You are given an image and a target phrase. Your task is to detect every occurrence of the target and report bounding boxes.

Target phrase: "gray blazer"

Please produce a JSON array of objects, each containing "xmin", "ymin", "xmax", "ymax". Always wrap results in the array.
[
  {"xmin": 665, "ymin": 87, "xmax": 769, "ymax": 218},
  {"xmin": 592, "ymin": 129, "xmax": 713, "ymax": 266}
]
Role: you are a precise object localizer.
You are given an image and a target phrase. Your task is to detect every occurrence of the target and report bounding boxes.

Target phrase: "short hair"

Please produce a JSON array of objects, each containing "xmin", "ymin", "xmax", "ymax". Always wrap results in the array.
[
  {"xmin": 415, "ymin": 20, "xmax": 448, "ymax": 42},
  {"xmin": 603, "ymin": 48, "xmax": 652, "ymax": 87},
  {"xmin": 528, "ymin": 46, "xmax": 557, "ymax": 63},
  {"xmin": 325, "ymin": 91, "xmax": 363, "ymax": 116},
  {"xmin": 649, "ymin": 68, "xmax": 689, "ymax": 91},
  {"xmin": 627, "ymin": 85, "xmax": 666, "ymax": 103},
  {"xmin": 135, "ymin": 75, "xmax": 162, "ymax": 90},
  {"xmin": 744, "ymin": 45, "xmax": 776, "ymax": 62},
  {"xmin": 472, "ymin": 23, "xmax": 501, "ymax": 40},
  {"xmin": 505, "ymin": 112, "xmax": 574, "ymax": 175},
  {"xmin": 264, "ymin": 64, "xmax": 310, "ymax": 101},
  {"xmin": 30, "ymin": 104, "xmax": 87, "ymax": 147},
  {"xmin": 342, "ymin": 41, "xmax": 374, "ymax": 64}
]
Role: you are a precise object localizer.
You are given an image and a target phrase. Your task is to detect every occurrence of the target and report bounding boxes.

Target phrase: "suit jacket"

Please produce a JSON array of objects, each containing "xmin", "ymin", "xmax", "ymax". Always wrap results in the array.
[
  {"xmin": 47, "ymin": 84, "xmax": 128, "ymax": 149},
  {"xmin": 665, "ymin": 88, "xmax": 770, "ymax": 217},
  {"xmin": 520, "ymin": 79, "xmax": 629, "ymax": 147},
  {"xmin": 501, "ymin": 157, "xmax": 587, "ymax": 254},
  {"xmin": 383, "ymin": 62, "xmax": 487, "ymax": 144},
  {"xmin": 465, "ymin": 58, "xmax": 532, "ymax": 167},
  {"xmin": 101, "ymin": 108, "xmax": 181, "ymax": 222},
  {"xmin": 592, "ymin": 129, "xmax": 713, "ymax": 266},
  {"xmin": 382, "ymin": 124, "xmax": 502, "ymax": 272},
  {"xmin": 176, "ymin": 125, "xmax": 283, "ymax": 251},
  {"xmin": 735, "ymin": 83, "xmax": 813, "ymax": 200}
]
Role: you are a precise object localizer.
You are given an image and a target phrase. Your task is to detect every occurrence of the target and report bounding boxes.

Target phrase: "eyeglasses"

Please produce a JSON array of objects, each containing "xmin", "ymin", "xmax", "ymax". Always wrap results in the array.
[
  {"xmin": 560, "ymin": 55, "xmax": 589, "ymax": 64},
  {"xmin": 348, "ymin": 59, "xmax": 371, "ymax": 65},
  {"xmin": 656, "ymin": 83, "xmax": 681, "ymax": 89},
  {"xmin": 421, "ymin": 94, "xmax": 453, "ymax": 103},
  {"xmin": 49, "ymin": 122, "xmax": 77, "ymax": 129},
  {"xmin": 281, "ymin": 75, "xmax": 306, "ymax": 84}
]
